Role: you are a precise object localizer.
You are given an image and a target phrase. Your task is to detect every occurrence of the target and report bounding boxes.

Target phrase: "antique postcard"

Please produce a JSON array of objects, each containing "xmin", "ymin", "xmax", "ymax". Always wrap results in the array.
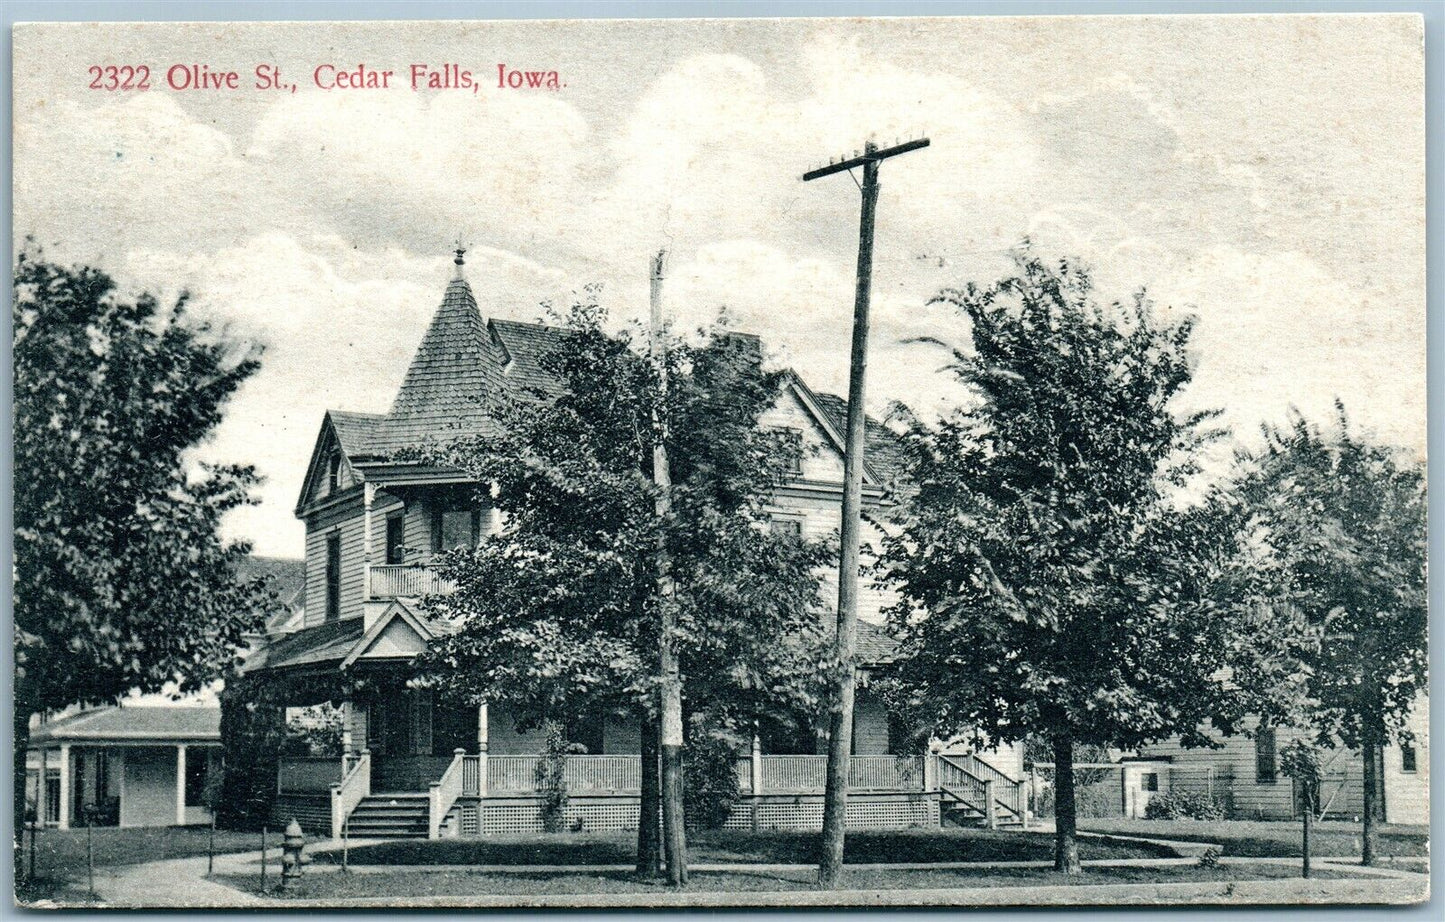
[{"xmin": 11, "ymin": 12, "xmax": 1428, "ymax": 910}]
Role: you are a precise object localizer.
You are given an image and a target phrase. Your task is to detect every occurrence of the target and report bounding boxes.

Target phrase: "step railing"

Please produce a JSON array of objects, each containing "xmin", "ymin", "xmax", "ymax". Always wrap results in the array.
[
  {"xmin": 330, "ymin": 750, "xmax": 370, "ymax": 841},
  {"xmin": 960, "ymin": 753, "xmax": 1027, "ymax": 826},
  {"xmin": 938, "ymin": 754, "xmax": 1025, "ymax": 829},
  {"xmin": 428, "ymin": 749, "xmax": 468, "ymax": 839}
]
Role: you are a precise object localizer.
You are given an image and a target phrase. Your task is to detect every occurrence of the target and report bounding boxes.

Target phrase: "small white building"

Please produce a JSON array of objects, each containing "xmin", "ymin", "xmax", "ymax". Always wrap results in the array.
[{"xmin": 26, "ymin": 706, "xmax": 222, "ymax": 829}]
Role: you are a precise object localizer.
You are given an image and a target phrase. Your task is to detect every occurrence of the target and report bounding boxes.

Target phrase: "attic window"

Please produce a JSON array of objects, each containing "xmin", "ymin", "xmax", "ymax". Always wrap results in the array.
[{"xmin": 326, "ymin": 450, "xmax": 342, "ymax": 494}]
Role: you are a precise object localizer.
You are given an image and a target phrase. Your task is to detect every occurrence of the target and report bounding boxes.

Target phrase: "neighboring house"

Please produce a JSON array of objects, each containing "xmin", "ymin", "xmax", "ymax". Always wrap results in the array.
[
  {"xmin": 1137, "ymin": 697, "xmax": 1429, "ymax": 825},
  {"xmin": 25, "ymin": 706, "xmax": 222, "ymax": 829},
  {"xmin": 243, "ymin": 253, "xmax": 1023, "ymax": 839}
]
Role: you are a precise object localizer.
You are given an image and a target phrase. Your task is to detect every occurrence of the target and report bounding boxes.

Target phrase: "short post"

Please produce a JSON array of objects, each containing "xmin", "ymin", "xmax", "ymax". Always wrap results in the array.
[
  {"xmin": 86, "ymin": 812, "xmax": 95, "ymax": 899},
  {"xmin": 341, "ymin": 816, "xmax": 349, "ymax": 872},
  {"xmin": 208, "ymin": 815, "xmax": 215, "ymax": 876},
  {"xmin": 1017, "ymin": 779, "xmax": 1029, "ymax": 829},
  {"xmin": 1121, "ymin": 766, "xmax": 1130, "ymax": 818},
  {"xmin": 28, "ymin": 821, "xmax": 37, "ymax": 882},
  {"xmin": 259, "ymin": 826, "xmax": 267, "ymax": 893},
  {"xmin": 1029, "ymin": 764, "xmax": 1040, "ymax": 821},
  {"xmin": 924, "ymin": 745, "xmax": 939, "ymax": 792},
  {"xmin": 983, "ymin": 779, "xmax": 997, "ymax": 830}
]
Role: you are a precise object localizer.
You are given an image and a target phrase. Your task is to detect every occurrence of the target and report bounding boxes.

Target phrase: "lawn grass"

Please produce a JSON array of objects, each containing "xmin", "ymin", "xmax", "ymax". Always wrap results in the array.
[
  {"xmin": 1078, "ymin": 819, "xmax": 1429, "ymax": 859},
  {"xmin": 18, "ymin": 825, "xmax": 266, "ymax": 872},
  {"xmin": 315, "ymin": 827, "xmax": 1172, "ymax": 867},
  {"xmin": 220, "ymin": 863, "xmax": 1355, "ymax": 900}
]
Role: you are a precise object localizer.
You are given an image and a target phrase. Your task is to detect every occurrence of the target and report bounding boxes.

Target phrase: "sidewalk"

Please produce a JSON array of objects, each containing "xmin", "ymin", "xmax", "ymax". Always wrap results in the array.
[{"xmin": 70, "ymin": 844, "xmax": 1427, "ymax": 910}]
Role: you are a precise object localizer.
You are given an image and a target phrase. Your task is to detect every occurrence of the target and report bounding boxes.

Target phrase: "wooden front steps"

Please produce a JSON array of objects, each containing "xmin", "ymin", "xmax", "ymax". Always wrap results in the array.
[{"xmin": 345, "ymin": 793, "xmax": 430, "ymax": 839}]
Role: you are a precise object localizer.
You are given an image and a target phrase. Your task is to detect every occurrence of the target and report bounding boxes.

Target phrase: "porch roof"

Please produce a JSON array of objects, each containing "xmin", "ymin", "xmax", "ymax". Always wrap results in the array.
[
  {"xmin": 243, "ymin": 617, "xmax": 366, "ymax": 673},
  {"xmin": 29, "ymin": 706, "xmax": 220, "ymax": 747}
]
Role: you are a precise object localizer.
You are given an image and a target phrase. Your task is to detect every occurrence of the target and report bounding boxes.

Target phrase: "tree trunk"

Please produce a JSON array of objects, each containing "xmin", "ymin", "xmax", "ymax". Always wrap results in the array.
[
  {"xmin": 635, "ymin": 711, "xmax": 661, "ymax": 877},
  {"xmin": 1360, "ymin": 728, "xmax": 1379, "ymax": 866},
  {"xmin": 1301, "ymin": 783, "xmax": 1313, "ymax": 879},
  {"xmin": 1052, "ymin": 735, "xmax": 1081, "ymax": 874}
]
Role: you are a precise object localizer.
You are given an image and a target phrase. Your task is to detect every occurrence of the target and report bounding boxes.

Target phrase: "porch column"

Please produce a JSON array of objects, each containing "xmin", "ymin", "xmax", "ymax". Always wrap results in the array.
[
  {"xmin": 175, "ymin": 745, "xmax": 188, "ymax": 825},
  {"xmin": 341, "ymin": 701, "xmax": 353, "ymax": 755},
  {"xmin": 57, "ymin": 744, "xmax": 71, "ymax": 830},
  {"xmin": 477, "ymin": 702, "xmax": 489, "ymax": 796},
  {"xmin": 362, "ymin": 483, "xmax": 375, "ymax": 601},
  {"xmin": 750, "ymin": 731, "xmax": 763, "ymax": 795}
]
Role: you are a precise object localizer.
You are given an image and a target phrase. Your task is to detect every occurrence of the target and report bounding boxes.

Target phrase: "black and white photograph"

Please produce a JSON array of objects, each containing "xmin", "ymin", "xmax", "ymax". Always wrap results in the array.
[{"xmin": 9, "ymin": 9, "xmax": 1431, "ymax": 909}]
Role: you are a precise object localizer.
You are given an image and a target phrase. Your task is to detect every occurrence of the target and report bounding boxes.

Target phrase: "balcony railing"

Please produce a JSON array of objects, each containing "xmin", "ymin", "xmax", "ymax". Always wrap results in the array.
[
  {"xmin": 369, "ymin": 564, "xmax": 456, "ymax": 598},
  {"xmin": 482, "ymin": 754, "xmax": 926, "ymax": 796}
]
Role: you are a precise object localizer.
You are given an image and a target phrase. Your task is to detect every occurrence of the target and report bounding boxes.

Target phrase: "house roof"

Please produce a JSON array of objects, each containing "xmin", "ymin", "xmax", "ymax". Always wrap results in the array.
[
  {"xmin": 30, "ymin": 706, "xmax": 220, "ymax": 746},
  {"xmin": 243, "ymin": 617, "xmax": 366, "ymax": 673},
  {"xmin": 808, "ymin": 391, "xmax": 909, "ymax": 486},
  {"xmin": 857, "ymin": 620, "xmax": 900, "ymax": 665},
  {"xmin": 242, "ymin": 600, "xmax": 452, "ymax": 674}
]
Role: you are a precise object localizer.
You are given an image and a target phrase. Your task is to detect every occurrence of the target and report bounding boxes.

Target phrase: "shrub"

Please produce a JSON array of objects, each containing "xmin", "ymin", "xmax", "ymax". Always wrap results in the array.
[
  {"xmin": 684, "ymin": 722, "xmax": 742, "ymax": 830},
  {"xmin": 1144, "ymin": 790, "xmax": 1226, "ymax": 821},
  {"xmin": 534, "ymin": 721, "xmax": 571, "ymax": 833}
]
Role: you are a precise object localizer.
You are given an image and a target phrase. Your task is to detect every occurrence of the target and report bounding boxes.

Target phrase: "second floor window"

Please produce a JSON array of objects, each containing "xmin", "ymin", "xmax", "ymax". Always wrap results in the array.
[
  {"xmin": 386, "ymin": 515, "xmax": 405, "ymax": 565},
  {"xmin": 1401, "ymin": 743, "xmax": 1417, "ymax": 773},
  {"xmin": 432, "ymin": 508, "xmax": 480, "ymax": 553},
  {"xmin": 1255, "ymin": 724, "xmax": 1277, "ymax": 784},
  {"xmin": 325, "ymin": 533, "xmax": 341, "ymax": 621}
]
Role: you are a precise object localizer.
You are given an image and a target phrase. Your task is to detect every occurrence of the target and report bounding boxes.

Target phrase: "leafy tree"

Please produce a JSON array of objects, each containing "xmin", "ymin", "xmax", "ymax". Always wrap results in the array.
[
  {"xmin": 1235, "ymin": 405, "xmax": 1427, "ymax": 864},
  {"xmin": 410, "ymin": 298, "xmax": 829, "ymax": 878},
  {"xmin": 13, "ymin": 252, "xmax": 272, "ymax": 843},
  {"xmin": 878, "ymin": 250, "xmax": 1256, "ymax": 872}
]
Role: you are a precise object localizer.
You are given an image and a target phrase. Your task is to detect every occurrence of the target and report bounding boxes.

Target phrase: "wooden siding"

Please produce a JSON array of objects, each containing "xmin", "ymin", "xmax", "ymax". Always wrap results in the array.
[
  {"xmin": 303, "ymin": 492, "xmax": 366, "ymax": 628},
  {"xmin": 768, "ymin": 493, "xmax": 898, "ymax": 628},
  {"xmin": 1381, "ymin": 692, "xmax": 1429, "ymax": 824},
  {"xmin": 1140, "ymin": 717, "xmax": 1367, "ymax": 820},
  {"xmin": 759, "ymin": 389, "xmax": 845, "ymax": 483},
  {"xmin": 852, "ymin": 691, "xmax": 890, "ymax": 755}
]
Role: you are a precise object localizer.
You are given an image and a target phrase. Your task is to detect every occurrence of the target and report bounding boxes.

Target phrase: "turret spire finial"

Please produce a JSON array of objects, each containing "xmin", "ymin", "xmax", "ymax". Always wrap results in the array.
[{"xmin": 453, "ymin": 237, "xmax": 466, "ymax": 278}]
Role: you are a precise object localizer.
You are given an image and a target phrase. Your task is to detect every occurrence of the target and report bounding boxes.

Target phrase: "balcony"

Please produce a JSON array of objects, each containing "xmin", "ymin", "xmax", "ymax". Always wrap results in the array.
[{"xmin": 369, "ymin": 564, "xmax": 456, "ymax": 599}]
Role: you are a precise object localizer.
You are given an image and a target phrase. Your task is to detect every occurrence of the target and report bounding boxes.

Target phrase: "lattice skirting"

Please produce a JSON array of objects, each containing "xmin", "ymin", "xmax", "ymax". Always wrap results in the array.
[
  {"xmin": 457, "ymin": 793, "xmax": 937, "ymax": 836},
  {"xmin": 721, "ymin": 794, "xmax": 938, "ymax": 832},
  {"xmin": 274, "ymin": 793, "xmax": 330, "ymax": 835}
]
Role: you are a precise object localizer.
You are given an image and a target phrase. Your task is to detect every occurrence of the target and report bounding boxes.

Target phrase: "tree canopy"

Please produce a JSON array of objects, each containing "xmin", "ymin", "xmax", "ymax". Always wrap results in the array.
[
  {"xmin": 13, "ymin": 252, "xmax": 272, "ymax": 834},
  {"xmin": 411, "ymin": 297, "xmax": 830, "ymax": 761},
  {"xmin": 878, "ymin": 250, "xmax": 1252, "ymax": 870}
]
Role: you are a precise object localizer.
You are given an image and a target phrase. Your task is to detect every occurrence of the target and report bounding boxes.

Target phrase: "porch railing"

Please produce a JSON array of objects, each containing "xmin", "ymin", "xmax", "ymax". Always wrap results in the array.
[
  {"xmin": 369, "ymin": 564, "xmax": 455, "ymax": 598},
  {"xmin": 330, "ymin": 750, "xmax": 370, "ymax": 840},
  {"xmin": 429, "ymin": 749, "xmax": 468, "ymax": 839},
  {"xmin": 486, "ymin": 755, "xmax": 640, "ymax": 794},
  {"xmin": 461, "ymin": 755, "xmax": 483, "ymax": 796},
  {"xmin": 278, "ymin": 757, "xmax": 342, "ymax": 794},
  {"xmin": 475, "ymin": 753, "xmax": 931, "ymax": 797}
]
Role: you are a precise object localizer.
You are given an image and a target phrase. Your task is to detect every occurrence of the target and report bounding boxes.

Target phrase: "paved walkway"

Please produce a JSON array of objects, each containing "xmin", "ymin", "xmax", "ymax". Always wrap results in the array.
[{"xmin": 48, "ymin": 836, "xmax": 1426, "ymax": 909}]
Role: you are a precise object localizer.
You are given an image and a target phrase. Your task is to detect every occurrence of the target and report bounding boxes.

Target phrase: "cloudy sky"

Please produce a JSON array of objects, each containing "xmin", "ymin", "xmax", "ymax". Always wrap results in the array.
[{"xmin": 14, "ymin": 14, "xmax": 1426, "ymax": 558}]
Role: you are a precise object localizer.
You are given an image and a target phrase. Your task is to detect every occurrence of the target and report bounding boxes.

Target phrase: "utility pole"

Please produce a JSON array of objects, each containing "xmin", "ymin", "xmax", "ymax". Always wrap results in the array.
[
  {"xmin": 804, "ymin": 136, "xmax": 929, "ymax": 889},
  {"xmin": 650, "ymin": 248, "xmax": 688, "ymax": 886}
]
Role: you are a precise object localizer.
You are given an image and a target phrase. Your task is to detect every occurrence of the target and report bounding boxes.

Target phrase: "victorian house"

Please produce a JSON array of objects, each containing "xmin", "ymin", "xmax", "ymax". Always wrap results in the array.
[{"xmin": 243, "ymin": 253, "xmax": 1026, "ymax": 839}]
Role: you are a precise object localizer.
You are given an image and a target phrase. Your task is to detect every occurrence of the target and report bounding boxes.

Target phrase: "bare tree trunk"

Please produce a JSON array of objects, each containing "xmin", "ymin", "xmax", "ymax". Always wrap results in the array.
[
  {"xmin": 1052, "ymin": 735, "xmax": 1081, "ymax": 874},
  {"xmin": 636, "ymin": 711, "xmax": 661, "ymax": 877},
  {"xmin": 1360, "ymin": 728, "xmax": 1378, "ymax": 866},
  {"xmin": 1301, "ymin": 783, "xmax": 1313, "ymax": 878}
]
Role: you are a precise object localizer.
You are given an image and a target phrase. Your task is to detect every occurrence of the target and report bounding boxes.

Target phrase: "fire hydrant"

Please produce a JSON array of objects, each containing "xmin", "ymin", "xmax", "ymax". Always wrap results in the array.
[{"xmin": 280, "ymin": 818, "xmax": 309, "ymax": 888}]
